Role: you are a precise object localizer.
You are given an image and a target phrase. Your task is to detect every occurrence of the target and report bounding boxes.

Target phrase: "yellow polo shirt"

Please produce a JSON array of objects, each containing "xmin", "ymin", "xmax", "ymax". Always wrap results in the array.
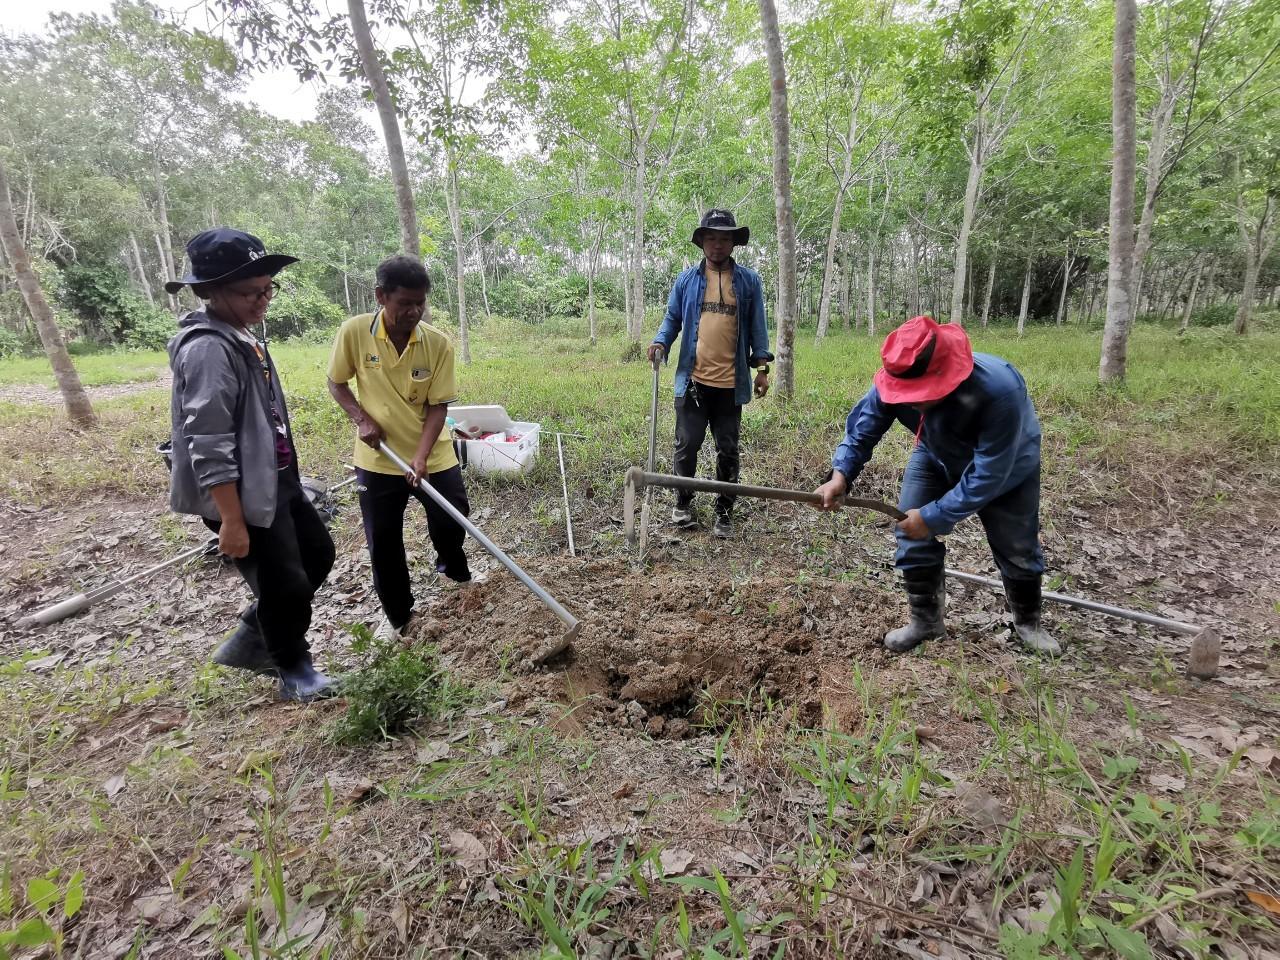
[{"xmin": 328, "ymin": 312, "xmax": 459, "ymax": 476}]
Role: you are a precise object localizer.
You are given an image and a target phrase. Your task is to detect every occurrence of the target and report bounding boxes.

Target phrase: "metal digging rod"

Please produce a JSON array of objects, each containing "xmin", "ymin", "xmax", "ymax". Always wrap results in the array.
[
  {"xmin": 621, "ymin": 467, "xmax": 1221, "ymax": 676},
  {"xmin": 380, "ymin": 442, "xmax": 580, "ymax": 663},
  {"xmin": 16, "ymin": 537, "xmax": 219, "ymax": 629}
]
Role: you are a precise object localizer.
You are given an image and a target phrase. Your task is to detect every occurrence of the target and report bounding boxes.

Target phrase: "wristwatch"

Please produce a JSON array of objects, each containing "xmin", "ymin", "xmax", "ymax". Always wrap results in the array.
[{"xmin": 756, "ymin": 365, "xmax": 770, "ymax": 376}]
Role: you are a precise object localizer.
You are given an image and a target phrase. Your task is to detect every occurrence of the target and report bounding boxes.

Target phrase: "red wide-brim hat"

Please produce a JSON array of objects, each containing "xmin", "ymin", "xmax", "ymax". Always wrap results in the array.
[{"xmin": 873, "ymin": 315, "xmax": 974, "ymax": 404}]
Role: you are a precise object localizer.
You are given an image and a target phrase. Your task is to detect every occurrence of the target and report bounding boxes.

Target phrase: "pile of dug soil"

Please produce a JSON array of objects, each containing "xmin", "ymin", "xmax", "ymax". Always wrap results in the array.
[{"xmin": 407, "ymin": 558, "xmax": 920, "ymax": 736}]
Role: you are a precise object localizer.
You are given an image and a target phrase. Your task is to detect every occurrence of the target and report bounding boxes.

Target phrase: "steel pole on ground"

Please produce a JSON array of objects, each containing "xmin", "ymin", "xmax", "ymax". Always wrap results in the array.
[
  {"xmin": 637, "ymin": 360, "xmax": 661, "ymax": 557},
  {"xmin": 621, "ymin": 467, "xmax": 1220, "ymax": 675},
  {"xmin": 16, "ymin": 537, "xmax": 218, "ymax": 629},
  {"xmin": 380, "ymin": 442, "xmax": 580, "ymax": 658},
  {"xmin": 556, "ymin": 433, "xmax": 576, "ymax": 557}
]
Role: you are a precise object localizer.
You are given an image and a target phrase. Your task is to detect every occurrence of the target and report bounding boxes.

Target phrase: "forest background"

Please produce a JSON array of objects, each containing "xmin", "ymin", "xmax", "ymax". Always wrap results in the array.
[{"xmin": 0, "ymin": 0, "xmax": 1277, "ymax": 385}]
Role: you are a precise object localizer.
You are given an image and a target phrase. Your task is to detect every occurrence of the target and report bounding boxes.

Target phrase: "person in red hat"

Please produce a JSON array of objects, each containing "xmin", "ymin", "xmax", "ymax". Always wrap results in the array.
[{"xmin": 813, "ymin": 315, "xmax": 1058, "ymax": 655}]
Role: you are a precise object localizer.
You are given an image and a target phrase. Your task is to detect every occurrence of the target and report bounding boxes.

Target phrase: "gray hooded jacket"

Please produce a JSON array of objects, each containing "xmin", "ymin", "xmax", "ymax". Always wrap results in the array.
[{"xmin": 167, "ymin": 310, "xmax": 297, "ymax": 527}]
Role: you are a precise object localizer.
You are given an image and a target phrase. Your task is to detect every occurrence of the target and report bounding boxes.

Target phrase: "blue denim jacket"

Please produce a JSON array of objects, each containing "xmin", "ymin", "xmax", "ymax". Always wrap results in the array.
[
  {"xmin": 831, "ymin": 354, "xmax": 1042, "ymax": 534},
  {"xmin": 652, "ymin": 259, "xmax": 775, "ymax": 406}
]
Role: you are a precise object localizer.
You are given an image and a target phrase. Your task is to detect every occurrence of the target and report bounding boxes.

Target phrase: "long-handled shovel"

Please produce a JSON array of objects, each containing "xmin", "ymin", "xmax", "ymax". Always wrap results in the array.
[
  {"xmin": 16, "ymin": 536, "xmax": 219, "ymax": 629},
  {"xmin": 622, "ymin": 468, "xmax": 1220, "ymax": 676},
  {"xmin": 379, "ymin": 442, "xmax": 580, "ymax": 663},
  {"xmin": 16, "ymin": 472, "xmax": 358, "ymax": 631},
  {"xmin": 634, "ymin": 358, "xmax": 662, "ymax": 557}
]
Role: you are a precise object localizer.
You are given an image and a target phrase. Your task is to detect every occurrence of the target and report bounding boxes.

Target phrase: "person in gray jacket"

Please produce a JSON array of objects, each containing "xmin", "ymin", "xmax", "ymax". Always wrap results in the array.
[{"xmin": 166, "ymin": 228, "xmax": 335, "ymax": 701}]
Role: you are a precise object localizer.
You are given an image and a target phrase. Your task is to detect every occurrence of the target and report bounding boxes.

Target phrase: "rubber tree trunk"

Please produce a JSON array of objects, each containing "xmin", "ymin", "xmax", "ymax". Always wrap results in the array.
[
  {"xmin": 1100, "ymin": 0, "xmax": 1138, "ymax": 383},
  {"xmin": 1179, "ymin": 256, "xmax": 1205, "ymax": 332},
  {"xmin": 1017, "ymin": 252, "xmax": 1033, "ymax": 336},
  {"xmin": 1233, "ymin": 154, "xmax": 1276, "ymax": 336},
  {"xmin": 0, "ymin": 158, "xmax": 95, "ymax": 427},
  {"xmin": 909, "ymin": 232, "xmax": 921, "ymax": 316},
  {"xmin": 629, "ymin": 138, "xmax": 648, "ymax": 341},
  {"xmin": 950, "ymin": 96, "xmax": 985, "ymax": 325},
  {"xmin": 128, "ymin": 233, "xmax": 154, "ymax": 304},
  {"xmin": 816, "ymin": 100, "xmax": 859, "ymax": 342},
  {"xmin": 444, "ymin": 152, "xmax": 469, "ymax": 363},
  {"xmin": 151, "ymin": 153, "xmax": 179, "ymax": 313},
  {"xmin": 981, "ymin": 250, "xmax": 996, "ymax": 328},
  {"xmin": 839, "ymin": 235, "xmax": 852, "ymax": 330},
  {"xmin": 758, "ymin": 0, "xmax": 796, "ymax": 398},
  {"xmin": 1130, "ymin": 84, "xmax": 1176, "ymax": 322},
  {"xmin": 1055, "ymin": 245, "xmax": 1074, "ymax": 325},
  {"xmin": 865, "ymin": 247, "xmax": 877, "ymax": 337},
  {"xmin": 587, "ymin": 219, "xmax": 605, "ymax": 345},
  {"xmin": 348, "ymin": 0, "xmax": 419, "ymax": 257}
]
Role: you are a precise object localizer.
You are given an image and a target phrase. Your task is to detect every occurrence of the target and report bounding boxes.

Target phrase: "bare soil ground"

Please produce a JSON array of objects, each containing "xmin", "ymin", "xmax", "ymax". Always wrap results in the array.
[{"xmin": 1, "ymin": 449, "xmax": 1278, "ymax": 957}]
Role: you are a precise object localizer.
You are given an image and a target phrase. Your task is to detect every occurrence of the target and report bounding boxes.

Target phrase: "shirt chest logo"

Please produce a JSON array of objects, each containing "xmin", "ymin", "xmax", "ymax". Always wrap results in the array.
[{"xmin": 364, "ymin": 352, "xmax": 380, "ymax": 367}]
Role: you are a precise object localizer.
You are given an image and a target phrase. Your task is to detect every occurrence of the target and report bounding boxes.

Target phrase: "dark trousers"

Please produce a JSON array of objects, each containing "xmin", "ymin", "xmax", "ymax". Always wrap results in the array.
[
  {"xmin": 895, "ymin": 446, "xmax": 1045, "ymax": 581},
  {"xmin": 673, "ymin": 383, "xmax": 741, "ymax": 517},
  {"xmin": 207, "ymin": 469, "xmax": 335, "ymax": 669},
  {"xmin": 357, "ymin": 465, "xmax": 470, "ymax": 629}
]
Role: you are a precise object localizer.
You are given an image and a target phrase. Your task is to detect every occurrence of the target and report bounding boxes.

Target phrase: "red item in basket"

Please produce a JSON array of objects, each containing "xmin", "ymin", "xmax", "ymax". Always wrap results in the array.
[{"xmin": 472, "ymin": 429, "xmax": 524, "ymax": 442}]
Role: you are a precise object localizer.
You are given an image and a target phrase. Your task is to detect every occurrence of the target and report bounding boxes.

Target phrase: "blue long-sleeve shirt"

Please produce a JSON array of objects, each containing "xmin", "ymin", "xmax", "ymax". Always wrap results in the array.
[
  {"xmin": 831, "ymin": 354, "xmax": 1041, "ymax": 534},
  {"xmin": 652, "ymin": 258, "xmax": 775, "ymax": 406}
]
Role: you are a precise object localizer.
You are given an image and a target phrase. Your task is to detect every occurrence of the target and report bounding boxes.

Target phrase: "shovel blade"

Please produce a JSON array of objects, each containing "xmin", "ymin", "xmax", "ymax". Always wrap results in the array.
[{"xmin": 1185, "ymin": 626, "xmax": 1220, "ymax": 680}]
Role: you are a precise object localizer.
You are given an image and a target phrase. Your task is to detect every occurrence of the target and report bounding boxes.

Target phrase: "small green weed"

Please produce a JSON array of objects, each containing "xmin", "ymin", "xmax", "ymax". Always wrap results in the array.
[{"xmin": 329, "ymin": 624, "xmax": 465, "ymax": 744}]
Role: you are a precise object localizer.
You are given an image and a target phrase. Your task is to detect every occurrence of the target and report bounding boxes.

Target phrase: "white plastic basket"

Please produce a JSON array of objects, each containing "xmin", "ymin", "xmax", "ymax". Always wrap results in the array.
[{"xmin": 450, "ymin": 405, "xmax": 541, "ymax": 475}]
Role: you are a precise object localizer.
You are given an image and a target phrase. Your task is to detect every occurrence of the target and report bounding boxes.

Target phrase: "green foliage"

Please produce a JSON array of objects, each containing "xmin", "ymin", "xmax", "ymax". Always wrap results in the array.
[
  {"xmin": 60, "ymin": 265, "xmax": 173, "ymax": 348},
  {"xmin": 267, "ymin": 281, "xmax": 347, "ymax": 340},
  {"xmin": 1187, "ymin": 303, "xmax": 1236, "ymax": 328},
  {"xmin": 330, "ymin": 624, "xmax": 461, "ymax": 744},
  {"xmin": 0, "ymin": 867, "xmax": 85, "ymax": 957}
]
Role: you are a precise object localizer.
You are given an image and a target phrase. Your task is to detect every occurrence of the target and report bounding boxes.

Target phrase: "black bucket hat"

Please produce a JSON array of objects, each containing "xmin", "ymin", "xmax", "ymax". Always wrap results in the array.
[
  {"xmin": 691, "ymin": 208, "xmax": 750, "ymax": 248},
  {"xmin": 164, "ymin": 228, "xmax": 298, "ymax": 295}
]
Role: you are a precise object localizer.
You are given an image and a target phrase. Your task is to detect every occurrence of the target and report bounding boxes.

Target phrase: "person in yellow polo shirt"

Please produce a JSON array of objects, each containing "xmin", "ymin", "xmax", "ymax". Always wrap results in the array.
[{"xmin": 327, "ymin": 255, "xmax": 471, "ymax": 640}]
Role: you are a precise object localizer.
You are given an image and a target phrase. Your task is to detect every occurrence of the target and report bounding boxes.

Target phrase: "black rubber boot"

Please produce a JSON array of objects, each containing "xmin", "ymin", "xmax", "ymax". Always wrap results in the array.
[
  {"xmin": 884, "ymin": 567, "xmax": 946, "ymax": 653},
  {"xmin": 1002, "ymin": 576, "xmax": 1062, "ymax": 655},
  {"xmin": 211, "ymin": 607, "xmax": 277, "ymax": 676},
  {"xmin": 278, "ymin": 653, "xmax": 337, "ymax": 703}
]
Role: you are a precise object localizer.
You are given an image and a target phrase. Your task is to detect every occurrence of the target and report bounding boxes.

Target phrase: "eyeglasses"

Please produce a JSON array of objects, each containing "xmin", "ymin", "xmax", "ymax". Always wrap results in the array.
[{"xmin": 228, "ymin": 281, "xmax": 281, "ymax": 303}]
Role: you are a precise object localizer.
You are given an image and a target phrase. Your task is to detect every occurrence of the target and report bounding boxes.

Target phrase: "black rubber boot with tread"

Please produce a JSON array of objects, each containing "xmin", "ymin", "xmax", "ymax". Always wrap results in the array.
[
  {"xmin": 1002, "ymin": 575, "xmax": 1062, "ymax": 655},
  {"xmin": 884, "ymin": 567, "xmax": 946, "ymax": 653},
  {"xmin": 212, "ymin": 608, "xmax": 277, "ymax": 676},
  {"xmin": 278, "ymin": 653, "xmax": 337, "ymax": 702}
]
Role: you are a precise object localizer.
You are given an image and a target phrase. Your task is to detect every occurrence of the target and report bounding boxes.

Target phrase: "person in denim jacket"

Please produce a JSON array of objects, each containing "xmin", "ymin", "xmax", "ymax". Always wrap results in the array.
[
  {"xmin": 813, "ymin": 315, "xmax": 1059, "ymax": 656},
  {"xmin": 647, "ymin": 209, "xmax": 774, "ymax": 538}
]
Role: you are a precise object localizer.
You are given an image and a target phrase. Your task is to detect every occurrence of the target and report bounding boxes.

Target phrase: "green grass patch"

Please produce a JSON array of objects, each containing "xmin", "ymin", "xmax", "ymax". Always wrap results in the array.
[
  {"xmin": 0, "ymin": 348, "xmax": 169, "ymax": 388},
  {"xmin": 0, "ymin": 315, "xmax": 1276, "ymax": 508}
]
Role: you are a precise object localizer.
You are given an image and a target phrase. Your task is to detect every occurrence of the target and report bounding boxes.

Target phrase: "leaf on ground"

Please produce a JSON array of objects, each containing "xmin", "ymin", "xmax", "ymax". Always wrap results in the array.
[
  {"xmin": 390, "ymin": 899, "xmax": 410, "ymax": 942},
  {"xmin": 955, "ymin": 781, "xmax": 1009, "ymax": 829},
  {"xmin": 1169, "ymin": 735, "xmax": 1218, "ymax": 762},
  {"xmin": 235, "ymin": 750, "xmax": 280, "ymax": 776},
  {"xmin": 103, "ymin": 772, "xmax": 126, "ymax": 798},
  {"xmin": 448, "ymin": 829, "xmax": 488, "ymax": 874},
  {"xmin": 339, "ymin": 777, "xmax": 376, "ymax": 805},
  {"xmin": 1246, "ymin": 890, "xmax": 1280, "ymax": 916},
  {"xmin": 659, "ymin": 848, "xmax": 695, "ymax": 876},
  {"xmin": 27, "ymin": 652, "xmax": 67, "ymax": 672},
  {"xmin": 415, "ymin": 740, "xmax": 450, "ymax": 764},
  {"xmin": 287, "ymin": 904, "xmax": 326, "ymax": 945},
  {"xmin": 1241, "ymin": 746, "xmax": 1279, "ymax": 774},
  {"xmin": 133, "ymin": 891, "xmax": 181, "ymax": 929},
  {"xmin": 1149, "ymin": 773, "xmax": 1186, "ymax": 793}
]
